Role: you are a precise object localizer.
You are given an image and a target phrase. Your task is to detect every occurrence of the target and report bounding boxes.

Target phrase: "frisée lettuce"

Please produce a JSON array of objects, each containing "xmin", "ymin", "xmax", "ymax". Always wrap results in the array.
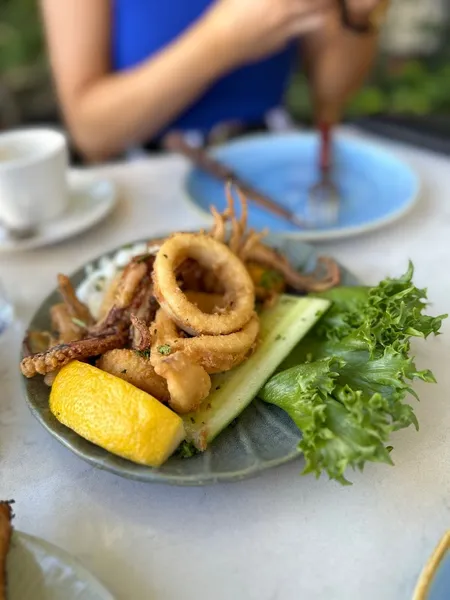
[{"xmin": 259, "ymin": 263, "xmax": 446, "ymax": 484}]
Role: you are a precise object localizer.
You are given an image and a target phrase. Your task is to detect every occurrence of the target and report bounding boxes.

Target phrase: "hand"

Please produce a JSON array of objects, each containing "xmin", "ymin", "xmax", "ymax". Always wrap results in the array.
[
  {"xmin": 343, "ymin": 0, "xmax": 389, "ymax": 28},
  {"xmin": 203, "ymin": 0, "xmax": 334, "ymax": 68}
]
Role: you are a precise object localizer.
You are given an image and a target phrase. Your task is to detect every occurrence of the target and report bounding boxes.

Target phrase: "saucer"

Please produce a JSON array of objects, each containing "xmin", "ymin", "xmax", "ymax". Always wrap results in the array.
[
  {"xmin": 0, "ymin": 169, "xmax": 118, "ymax": 253},
  {"xmin": 8, "ymin": 531, "xmax": 114, "ymax": 600}
]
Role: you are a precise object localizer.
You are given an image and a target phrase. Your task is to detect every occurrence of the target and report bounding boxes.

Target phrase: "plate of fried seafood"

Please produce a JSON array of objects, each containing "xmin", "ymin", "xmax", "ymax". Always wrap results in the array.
[
  {"xmin": 20, "ymin": 186, "xmax": 445, "ymax": 485},
  {"xmin": 1, "ymin": 501, "xmax": 113, "ymax": 600}
]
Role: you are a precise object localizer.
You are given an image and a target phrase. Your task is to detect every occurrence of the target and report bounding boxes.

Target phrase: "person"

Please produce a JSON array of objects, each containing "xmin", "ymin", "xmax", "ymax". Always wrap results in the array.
[{"xmin": 40, "ymin": 0, "xmax": 389, "ymax": 162}]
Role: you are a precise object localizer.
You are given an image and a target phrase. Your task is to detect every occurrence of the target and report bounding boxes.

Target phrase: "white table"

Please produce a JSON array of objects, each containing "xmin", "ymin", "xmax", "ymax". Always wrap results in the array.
[{"xmin": 1, "ymin": 130, "xmax": 449, "ymax": 600}]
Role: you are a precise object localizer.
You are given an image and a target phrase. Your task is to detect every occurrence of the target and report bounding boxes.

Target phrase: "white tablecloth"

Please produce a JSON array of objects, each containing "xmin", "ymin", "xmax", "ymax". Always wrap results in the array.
[{"xmin": 1, "ymin": 130, "xmax": 449, "ymax": 600}]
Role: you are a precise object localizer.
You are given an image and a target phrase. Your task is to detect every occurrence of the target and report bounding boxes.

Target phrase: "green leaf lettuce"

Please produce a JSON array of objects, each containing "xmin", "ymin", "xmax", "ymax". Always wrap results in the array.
[{"xmin": 259, "ymin": 263, "xmax": 446, "ymax": 484}]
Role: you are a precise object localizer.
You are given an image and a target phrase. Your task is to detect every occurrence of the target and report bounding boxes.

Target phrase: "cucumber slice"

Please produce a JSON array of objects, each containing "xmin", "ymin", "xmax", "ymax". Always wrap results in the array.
[{"xmin": 183, "ymin": 294, "xmax": 330, "ymax": 450}]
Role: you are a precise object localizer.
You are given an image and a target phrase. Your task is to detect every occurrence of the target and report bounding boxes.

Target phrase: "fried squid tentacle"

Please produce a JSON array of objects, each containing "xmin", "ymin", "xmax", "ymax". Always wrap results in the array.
[
  {"xmin": 57, "ymin": 274, "xmax": 93, "ymax": 325},
  {"xmin": 51, "ymin": 303, "xmax": 84, "ymax": 343},
  {"xmin": 114, "ymin": 261, "xmax": 149, "ymax": 309},
  {"xmin": 22, "ymin": 330, "xmax": 55, "ymax": 356},
  {"xmin": 90, "ymin": 258, "xmax": 154, "ymax": 336},
  {"xmin": 130, "ymin": 314, "xmax": 152, "ymax": 351},
  {"xmin": 20, "ymin": 329, "xmax": 127, "ymax": 377},
  {"xmin": 245, "ymin": 243, "xmax": 341, "ymax": 292},
  {"xmin": 210, "ymin": 184, "xmax": 341, "ymax": 293}
]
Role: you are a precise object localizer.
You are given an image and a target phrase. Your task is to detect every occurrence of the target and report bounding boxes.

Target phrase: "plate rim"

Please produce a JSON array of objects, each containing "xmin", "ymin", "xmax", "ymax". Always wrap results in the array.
[
  {"xmin": 10, "ymin": 531, "xmax": 114, "ymax": 599},
  {"xmin": 183, "ymin": 131, "xmax": 421, "ymax": 242},
  {"xmin": 21, "ymin": 233, "xmax": 359, "ymax": 486}
]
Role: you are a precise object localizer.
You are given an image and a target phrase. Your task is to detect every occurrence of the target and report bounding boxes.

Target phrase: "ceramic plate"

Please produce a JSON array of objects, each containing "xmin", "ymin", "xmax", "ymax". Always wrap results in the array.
[
  {"xmin": 0, "ymin": 170, "xmax": 118, "ymax": 253},
  {"xmin": 7, "ymin": 531, "xmax": 113, "ymax": 600},
  {"xmin": 413, "ymin": 532, "xmax": 450, "ymax": 600},
  {"xmin": 184, "ymin": 132, "xmax": 420, "ymax": 241},
  {"xmin": 21, "ymin": 235, "xmax": 358, "ymax": 485}
]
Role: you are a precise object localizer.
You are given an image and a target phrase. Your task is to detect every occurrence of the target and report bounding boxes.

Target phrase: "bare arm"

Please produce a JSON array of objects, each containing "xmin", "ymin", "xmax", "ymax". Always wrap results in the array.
[
  {"xmin": 41, "ymin": 0, "xmax": 234, "ymax": 161},
  {"xmin": 41, "ymin": 0, "xmax": 333, "ymax": 162},
  {"xmin": 302, "ymin": 4, "xmax": 386, "ymax": 124}
]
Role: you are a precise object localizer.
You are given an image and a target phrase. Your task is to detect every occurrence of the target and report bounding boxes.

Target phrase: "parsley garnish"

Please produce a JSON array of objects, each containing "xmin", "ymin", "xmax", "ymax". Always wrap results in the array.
[
  {"xmin": 175, "ymin": 441, "xmax": 199, "ymax": 459},
  {"xmin": 71, "ymin": 317, "xmax": 87, "ymax": 329},
  {"xmin": 260, "ymin": 269, "xmax": 284, "ymax": 290},
  {"xmin": 157, "ymin": 344, "xmax": 171, "ymax": 356}
]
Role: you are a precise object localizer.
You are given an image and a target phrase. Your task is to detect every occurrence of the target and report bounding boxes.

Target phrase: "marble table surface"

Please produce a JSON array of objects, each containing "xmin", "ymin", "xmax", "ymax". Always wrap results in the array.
[{"xmin": 1, "ymin": 129, "xmax": 449, "ymax": 600}]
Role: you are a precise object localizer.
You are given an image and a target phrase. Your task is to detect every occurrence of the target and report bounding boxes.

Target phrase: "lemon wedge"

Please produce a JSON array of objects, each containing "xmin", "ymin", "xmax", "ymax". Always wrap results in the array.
[{"xmin": 50, "ymin": 361, "xmax": 185, "ymax": 467}]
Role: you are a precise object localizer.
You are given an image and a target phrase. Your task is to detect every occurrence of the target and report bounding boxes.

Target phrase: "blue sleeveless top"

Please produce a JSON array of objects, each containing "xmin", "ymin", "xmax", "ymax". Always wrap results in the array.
[{"xmin": 112, "ymin": 0, "xmax": 296, "ymax": 136}]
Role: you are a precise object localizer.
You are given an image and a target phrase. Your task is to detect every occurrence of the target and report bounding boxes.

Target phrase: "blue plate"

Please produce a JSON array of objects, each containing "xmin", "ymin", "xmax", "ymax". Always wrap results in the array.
[
  {"xmin": 413, "ymin": 532, "xmax": 450, "ymax": 600},
  {"xmin": 185, "ymin": 132, "xmax": 420, "ymax": 241}
]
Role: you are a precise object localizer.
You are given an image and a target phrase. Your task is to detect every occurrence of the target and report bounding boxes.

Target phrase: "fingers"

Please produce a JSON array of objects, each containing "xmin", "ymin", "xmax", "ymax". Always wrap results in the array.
[
  {"xmin": 288, "ymin": 0, "xmax": 334, "ymax": 18},
  {"xmin": 288, "ymin": 13, "xmax": 327, "ymax": 35}
]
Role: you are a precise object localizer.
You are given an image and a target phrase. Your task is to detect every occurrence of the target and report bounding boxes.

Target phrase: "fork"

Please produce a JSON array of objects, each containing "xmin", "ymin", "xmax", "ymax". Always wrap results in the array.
[{"xmin": 307, "ymin": 122, "xmax": 340, "ymax": 227}]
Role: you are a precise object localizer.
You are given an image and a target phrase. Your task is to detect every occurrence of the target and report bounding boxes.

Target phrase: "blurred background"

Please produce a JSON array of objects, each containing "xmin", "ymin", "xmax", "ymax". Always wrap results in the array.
[{"xmin": 1, "ymin": 0, "xmax": 449, "ymax": 162}]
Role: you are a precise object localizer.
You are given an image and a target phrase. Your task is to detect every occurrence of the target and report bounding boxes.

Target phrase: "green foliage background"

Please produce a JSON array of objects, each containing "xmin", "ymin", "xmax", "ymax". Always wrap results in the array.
[
  {"xmin": 1, "ymin": 0, "xmax": 449, "ymax": 122},
  {"xmin": 0, "ymin": 0, "xmax": 45, "ymax": 74}
]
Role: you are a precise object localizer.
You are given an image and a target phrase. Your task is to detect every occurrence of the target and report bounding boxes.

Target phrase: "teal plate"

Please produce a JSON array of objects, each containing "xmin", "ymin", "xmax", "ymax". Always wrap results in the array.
[
  {"xmin": 21, "ymin": 235, "xmax": 358, "ymax": 485},
  {"xmin": 7, "ymin": 532, "xmax": 113, "ymax": 600}
]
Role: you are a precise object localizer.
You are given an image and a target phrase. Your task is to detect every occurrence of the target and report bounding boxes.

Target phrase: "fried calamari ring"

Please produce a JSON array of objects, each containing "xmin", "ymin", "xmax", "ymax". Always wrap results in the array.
[
  {"xmin": 153, "ymin": 233, "xmax": 255, "ymax": 335},
  {"xmin": 151, "ymin": 306, "xmax": 259, "ymax": 374}
]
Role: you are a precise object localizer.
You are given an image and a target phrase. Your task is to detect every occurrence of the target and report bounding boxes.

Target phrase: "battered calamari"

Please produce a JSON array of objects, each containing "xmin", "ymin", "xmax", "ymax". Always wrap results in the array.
[
  {"xmin": 19, "ymin": 183, "xmax": 340, "ymax": 425},
  {"xmin": 153, "ymin": 233, "xmax": 255, "ymax": 335},
  {"xmin": 97, "ymin": 349, "xmax": 170, "ymax": 403}
]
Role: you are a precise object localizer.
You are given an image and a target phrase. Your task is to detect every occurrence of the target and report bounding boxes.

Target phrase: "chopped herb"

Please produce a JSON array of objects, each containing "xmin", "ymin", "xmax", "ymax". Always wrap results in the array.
[
  {"xmin": 157, "ymin": 344, "xmax": 171, "ymax": 356},
  {"xmin": 315, "ymin": 310, "xmax": 324, "ymax": 318},
  {"xmin": 201, "ymin": 421, "xmax": 205, "ymax": 425},
  {"xmin": 71, "ymin": 317, "xmax": 87, "ymax": 329},
  {"xmin": 175, "ymin": 441, "xmax": 199, "ymax": 459},
  {"xmin": 260, "ymin": 269, "xmax": 284, "ymax": 290},
  {"xmin": 135, "ymin": 349, "xmax": 151, "ymax": 359},
  {"xmin": 163, "ymin": 254, "xmax": 168, "ymax": 258},
  {"xmin": 275, "ymin": 334, "xmax": 282, "ymax": 341},
  {"xmin": 190, "ymin": 417, "xmax": 196, "ymax": 424},
  {"xmin": 215, "ymin": 385, "xmax": 221, "ymax": 391},
  {"xmin": 94, "ymin": 282, "xmax": 104, "ymax": 292},
  {"xmin": 122, "ymin": 243, "xmax": 133, "ymax": 250},
  {"xmin": 121, "ymin": 369, "xmax": 127, "ymax": 374}
]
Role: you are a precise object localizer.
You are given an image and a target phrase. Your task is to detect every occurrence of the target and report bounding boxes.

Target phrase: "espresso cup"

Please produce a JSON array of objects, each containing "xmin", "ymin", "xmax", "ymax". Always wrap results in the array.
[{"xmin": 0, "ymin": 128, "xmax": 69, "ymax": 230}]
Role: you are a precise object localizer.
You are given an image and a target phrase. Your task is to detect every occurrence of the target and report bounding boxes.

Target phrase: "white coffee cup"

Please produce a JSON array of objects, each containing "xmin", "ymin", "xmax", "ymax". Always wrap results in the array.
[{"xmin": 0, "ymin": 128, "xmax": 69, "ymax": 230}]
